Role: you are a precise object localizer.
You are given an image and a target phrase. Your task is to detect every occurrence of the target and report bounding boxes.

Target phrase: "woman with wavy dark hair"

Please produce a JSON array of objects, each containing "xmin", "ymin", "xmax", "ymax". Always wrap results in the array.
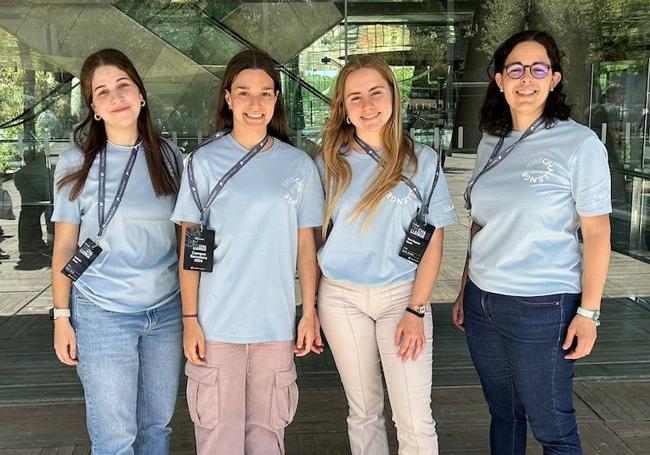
[
  {"xmin": 452, "ymin": 31, "xmax": 611, "ymax": 454},
  {"xmin": 51, "ymin": 48, "xmax": 183, "ymax": 454},
  {"xmin": 172, "ymin": 49, "xmax": 324, "ymax": 454}
]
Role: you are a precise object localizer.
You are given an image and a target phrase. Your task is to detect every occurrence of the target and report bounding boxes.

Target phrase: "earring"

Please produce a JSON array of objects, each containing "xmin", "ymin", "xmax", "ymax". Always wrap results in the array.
[
  {"xmin": 140, "ymin": 99, "xmax": 146, "ymax": 107},
  {"xmin": 346, "ymin": 116, "xmax": 351, "ymax": 125},
  {"xmin": 499, "ymin": 88, "xmax": 504, "ymax": 93},
  {"xmin": 93, "ymin": 113, "xmax": 101, "ymax": 121},
  {"xmin": 550, "ymin": 87, "xmax": 554, "ymax": 92}
]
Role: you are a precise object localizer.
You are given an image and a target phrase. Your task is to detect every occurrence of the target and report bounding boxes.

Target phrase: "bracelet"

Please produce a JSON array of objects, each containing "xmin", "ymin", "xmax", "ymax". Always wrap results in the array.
[{"xmin": 182, "ymin": 314, "xmax": 198, "ymax": 318}]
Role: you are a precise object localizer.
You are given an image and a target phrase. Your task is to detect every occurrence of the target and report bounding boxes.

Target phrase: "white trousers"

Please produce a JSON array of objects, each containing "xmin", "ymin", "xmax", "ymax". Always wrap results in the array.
[{"xmin": 318, "ymin": 277, "xmax": 439, "ymax": 455}]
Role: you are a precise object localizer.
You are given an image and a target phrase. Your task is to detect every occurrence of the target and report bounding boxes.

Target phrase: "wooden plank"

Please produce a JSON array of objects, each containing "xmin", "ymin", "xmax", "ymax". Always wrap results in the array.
[
  {"xmin": 607, "ymin": 421, "xmax": 650, "ymax": 454},
  {"xmin": 0, "ymin": 292, "xmax": 40, "ymax": 317},
  {"xmin": 574, "ymin": 382, "xmax": 650, "ymax": 421}
]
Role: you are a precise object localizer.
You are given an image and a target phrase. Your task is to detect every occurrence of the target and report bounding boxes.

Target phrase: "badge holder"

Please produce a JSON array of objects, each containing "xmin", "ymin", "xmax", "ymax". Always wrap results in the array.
[
  {"xmin": 62, "ymin": 237, "xmax": 103, "ymax": 281},
  {"xmin": 399, "ymin": 210, "xmax": 436, "ymax": 264},
  {"xmin": 183, "ymin": 223, "xmax": 215, "ymax": 273}
]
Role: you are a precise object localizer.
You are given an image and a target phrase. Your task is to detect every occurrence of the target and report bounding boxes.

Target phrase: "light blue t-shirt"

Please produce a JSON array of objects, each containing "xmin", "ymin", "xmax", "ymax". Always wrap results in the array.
[
  {"xmin": 171, "ymin": 135, "xmax": 324, "ymax": 344},
  {"xmin": 468, "ymin": 119, "xmax": 612, "ymax": 296},
  {"xmin": 51, "ymin": 140, "xmax": 182, "ymax": 313},
  {"xmin": 316, "ymin": 143, "xmax": 458, "ymax": 286}
]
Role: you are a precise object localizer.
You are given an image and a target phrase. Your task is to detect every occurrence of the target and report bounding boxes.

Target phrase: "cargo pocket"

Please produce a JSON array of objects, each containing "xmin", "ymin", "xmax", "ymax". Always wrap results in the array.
[
  {"xmin": 185, "ymin": 362, "xmax": 220, "ymax": 429},
  {"xmin": 270, "ymin": 364, "xmax": 299, "ymax": 429}
]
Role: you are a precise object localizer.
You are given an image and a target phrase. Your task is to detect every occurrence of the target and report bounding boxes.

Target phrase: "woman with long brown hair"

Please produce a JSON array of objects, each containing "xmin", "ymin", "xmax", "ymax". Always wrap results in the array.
[
  {"xmin": 172, "ymin": 49, "xmax": 324, "ymax": 454},
  {"xmin": 51, "ymin": 48, "xmax": 183, "ymax": 454},
  {"xmin": 316, "ymin": 54, "xmax": 457, "ymax": 455}
]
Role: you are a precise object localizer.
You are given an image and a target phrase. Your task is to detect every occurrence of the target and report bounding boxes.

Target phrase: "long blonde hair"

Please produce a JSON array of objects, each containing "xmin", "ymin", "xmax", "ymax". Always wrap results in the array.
[{"xmin": 320, "ymin": 54, "xmax": 416, "ymax": 234}]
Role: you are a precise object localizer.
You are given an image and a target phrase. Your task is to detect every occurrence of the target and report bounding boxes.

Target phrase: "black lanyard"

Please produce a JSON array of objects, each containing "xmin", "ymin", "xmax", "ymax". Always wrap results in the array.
[
  {"xmin": 97, "ymin": 145, "xmax": 139, "ymax": 238},
  {"xmin": 463, "ymin": 116, "xmax": 545, "ymax": 210},
  {"xmin": 353, "ymin": 134, "xmax": 440, "ymax": 221},
  {"xmin": 187, "ymin": 132, "xmax": 270, "ymax": 225}
]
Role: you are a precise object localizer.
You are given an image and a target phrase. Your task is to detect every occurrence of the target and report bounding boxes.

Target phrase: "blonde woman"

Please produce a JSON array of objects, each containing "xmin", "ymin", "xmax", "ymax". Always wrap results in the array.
[{"xmin": 316, "ymin": 55, "xmax": 458, "ymax": 455}]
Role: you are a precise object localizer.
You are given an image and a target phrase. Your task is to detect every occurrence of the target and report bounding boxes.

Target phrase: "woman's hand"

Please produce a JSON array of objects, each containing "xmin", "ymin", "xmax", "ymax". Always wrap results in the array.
[
  {"xmin": 452, "ymin": 293, "xmax": 465, "ymax": 332},
  {"xmin": 395, "ymin": 311, "xmax": 426, "ymax": 362},
  {"xmin": 53, "ymin": 318, "xmax": 79, "ymax": 366},
  {"xmin": 311, "ymin": 312, "xmax": 325, "ymax": 354},
  {"xmin": 183, "ymin": 318, "xmax": 206, "ymax": 366},
  {"xmin": 563, "ymin": 314, "xmax": 597, "ymax": 360},
  {"xmin": 294, "ymin": 312, "xmax": 316, "ymax": 357}
]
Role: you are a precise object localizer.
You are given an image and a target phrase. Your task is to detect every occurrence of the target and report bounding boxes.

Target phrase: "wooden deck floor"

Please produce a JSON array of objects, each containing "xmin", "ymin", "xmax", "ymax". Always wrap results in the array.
[
  {"xmin": 2, "ymin": 300, "xmax": 650, "ymax": 454},
  {"xmin": 1, "ymin": 155, "xmax": 649, "ymax": 454}
]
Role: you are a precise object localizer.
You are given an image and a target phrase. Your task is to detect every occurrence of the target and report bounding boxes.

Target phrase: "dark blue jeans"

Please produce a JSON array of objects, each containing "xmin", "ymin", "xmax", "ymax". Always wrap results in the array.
[{"xmin": 463, "ymin": 279, "xmax": 582, "ymax": 455}]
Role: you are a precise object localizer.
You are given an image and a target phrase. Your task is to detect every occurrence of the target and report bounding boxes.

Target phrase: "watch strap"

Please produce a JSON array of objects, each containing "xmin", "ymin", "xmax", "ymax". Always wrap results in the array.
[
  {"xmin": 50, "ymin": 308, "xmax": 71, "ymax": 320},
  {"xmin": 576, "ymin": 307, "xmax": 600, "ymax": 326},
  {"xmin": 405, "ymin": 306, "xmax": 425, "ymax": 318}
]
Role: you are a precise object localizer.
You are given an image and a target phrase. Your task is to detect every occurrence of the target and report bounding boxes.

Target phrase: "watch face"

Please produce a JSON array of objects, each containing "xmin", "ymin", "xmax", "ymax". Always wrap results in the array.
[{"xmin": 415, "ymin": 305, "xmax": 426, "ymax": 314}]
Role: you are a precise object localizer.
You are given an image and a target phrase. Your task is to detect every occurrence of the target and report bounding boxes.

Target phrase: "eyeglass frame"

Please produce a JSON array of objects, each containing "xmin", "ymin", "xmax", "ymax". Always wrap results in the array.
[{"xmin": 503, "ymin": 62, "xmax": 553, "ymax": 80}]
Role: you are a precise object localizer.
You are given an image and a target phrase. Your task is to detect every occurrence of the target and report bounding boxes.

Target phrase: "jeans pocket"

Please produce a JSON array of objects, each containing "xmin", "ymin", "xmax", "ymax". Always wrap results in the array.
[
  {"xmin": 270, "ymin": 364, "xmax": 299, "ymax": 430},
  {"xmin": 74, "ymin": 289, "xmax": 95, "ymax": 305},
  {"xmin": 511, "ymin": 294, "xmax": 562, "ymax": 306},
  {"xmin": 185, "ymin": 362, "xmax": 220, "ymax": 429}
]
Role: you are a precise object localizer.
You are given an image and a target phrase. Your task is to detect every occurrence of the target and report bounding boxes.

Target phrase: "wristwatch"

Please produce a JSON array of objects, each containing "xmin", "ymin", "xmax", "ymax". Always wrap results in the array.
[
  {"xmin": 49, "ymin": 308, "xmax": 71, "ymax": 320},
  {"xmin": 405, "ymin": 305, "xmax": 427, "ymax": 318},
  {"xmin": 576, "ymin": 307, "xmax": 600, "ymax": 327}
]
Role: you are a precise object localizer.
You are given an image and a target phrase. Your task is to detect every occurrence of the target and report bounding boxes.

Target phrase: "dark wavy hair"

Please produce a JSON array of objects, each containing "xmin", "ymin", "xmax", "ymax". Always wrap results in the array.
[
  {"xmin": 57, "ymin": 49, "xmax": 177, "ymax": 199},
  {"xmin": 479, "ymin": 30, "xmax": 571, "ymax": 136},
  {"xmin": 215, "ymin": 49, "xmax": 291, "ymax": 144}
]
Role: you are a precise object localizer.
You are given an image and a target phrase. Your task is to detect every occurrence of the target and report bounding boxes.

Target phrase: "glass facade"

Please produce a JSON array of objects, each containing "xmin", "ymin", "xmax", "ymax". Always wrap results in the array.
[{"xmin": 0, "ymin": 1, "xmax": 649, "ymax": 300}]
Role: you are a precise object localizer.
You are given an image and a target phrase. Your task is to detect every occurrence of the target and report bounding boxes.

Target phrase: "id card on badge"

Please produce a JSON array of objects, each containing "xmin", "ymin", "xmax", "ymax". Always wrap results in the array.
[
  {"xmin": 183, "ymin": 226, "xmax": 215, "ymax": 272},
  {"xmin": 399, "ymin": 218, "xmax": 436, "ymax": 264},
  {"xmin": 62, "ymin": 238, "xmax": 103, "ymax": 281}
]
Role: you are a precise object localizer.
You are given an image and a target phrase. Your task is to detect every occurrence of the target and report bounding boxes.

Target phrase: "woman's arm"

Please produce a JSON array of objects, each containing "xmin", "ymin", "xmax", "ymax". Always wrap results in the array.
[
  {"xmin": 451, "ymin": 221, "xmax": 480, "ymax": 331},
  {"xmin": 409, "ymin": 228, "xmax": 444, "ymax": 308},
  {"xmin": 563, "ymin": 214, "xmax": 610, "ymax": 360},
  {"xmin": 51, "ymin": 222, "xmax": 80, "ymax": 366},
  {"xmin": 295, "ymin": 227, "xmax": 319, "ymax": 356},
  {"xmin": 452, "ymin": 255, "xmax": 470, "ymax": 332},
  {"xmin": 395, "ymin": 227, "xmax": 444, "ymax": 361},
  {"xmin": 179, "ymin": 222, "xmax": 206, "ymax": 366}
]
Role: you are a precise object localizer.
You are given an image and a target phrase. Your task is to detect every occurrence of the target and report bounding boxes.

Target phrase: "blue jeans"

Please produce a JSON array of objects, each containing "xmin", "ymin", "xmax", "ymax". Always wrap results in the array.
[
  {"xmin": 463, "ymin": 280, "xmax": 582, "ymax": 455},
  {"xmin": 71, "ymin": 288, "xmax": 183, "ymax": 455}
]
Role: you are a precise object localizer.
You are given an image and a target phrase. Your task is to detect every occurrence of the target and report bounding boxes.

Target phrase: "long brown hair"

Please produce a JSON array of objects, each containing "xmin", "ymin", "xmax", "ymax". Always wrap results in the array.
[
  {"xmin": 320, "ymin": 54, "xmax": 416, "ymax": 233},
  {"xmin": 215, "ymin": 49, "xmax": 291, "ymax": 144},
  {"xmin": 57, "ymin": 48, "xmax": 177, "ymax": 199}
]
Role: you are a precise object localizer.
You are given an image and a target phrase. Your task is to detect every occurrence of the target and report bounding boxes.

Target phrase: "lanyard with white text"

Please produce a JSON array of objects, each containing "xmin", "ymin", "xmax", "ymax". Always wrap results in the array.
[
  {"xmin": 187, "ymin": 132, "xmax": 270, "ymax": 225},
  {"xmin": 97, "ymin": 145, "xmax": 139, "ymax": 238},
  {"xmin": 353, "ymin": 134, "xmax": 440, "ymax": 221},
  {"xmin": 463, "ymin": 116, "xmax": 545, "ymax": 210}
]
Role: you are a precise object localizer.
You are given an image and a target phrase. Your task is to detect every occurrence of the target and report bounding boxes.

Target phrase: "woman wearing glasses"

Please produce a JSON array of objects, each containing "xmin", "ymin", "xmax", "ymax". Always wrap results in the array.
[{"xmin": 452, "ymin": 31, "xmax": 611, "ymax": 454}]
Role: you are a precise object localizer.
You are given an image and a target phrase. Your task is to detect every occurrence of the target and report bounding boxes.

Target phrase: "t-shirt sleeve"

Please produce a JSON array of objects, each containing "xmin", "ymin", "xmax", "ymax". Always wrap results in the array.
[
  {"xmin": 50, "ymin": 151, "xmax": 82, "ymax": 224},
  {"xmin": 314, "ymin": 154, "xmax": 326, "ymax": 187},
  {"xmin": 421, "ymin": 148, "xmax": 458, "ymax": 227},
  {"xmin": 170, "ymin": 152, "xmax": 207, "ymax": 225},
  {"xmin": 472, "ymin": 134, "xmax": 493, "ymax": 176},
  {"xmin": 297, "ymin": 158, "xmax": 325, "ymax": 228},
  {"xmin": 570, "ymin": 135, "xmax": 612, "ymax": 216}
]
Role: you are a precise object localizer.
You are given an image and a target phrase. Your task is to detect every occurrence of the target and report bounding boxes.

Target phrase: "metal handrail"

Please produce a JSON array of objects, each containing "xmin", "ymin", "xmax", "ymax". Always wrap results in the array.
[
  {"xmin": 188, "ymin": 4, "xmax": 331, "ymax": 106},
  {"xmin": 0, "ymin": 75, "xmax": 78, "ymax": 130}
]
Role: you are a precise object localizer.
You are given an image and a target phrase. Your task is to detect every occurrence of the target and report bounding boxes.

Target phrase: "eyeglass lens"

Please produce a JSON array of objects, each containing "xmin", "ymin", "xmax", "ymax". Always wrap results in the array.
[{"xmin": 506, "ymin": 63, "xmax": 550, "ymax": 79}]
